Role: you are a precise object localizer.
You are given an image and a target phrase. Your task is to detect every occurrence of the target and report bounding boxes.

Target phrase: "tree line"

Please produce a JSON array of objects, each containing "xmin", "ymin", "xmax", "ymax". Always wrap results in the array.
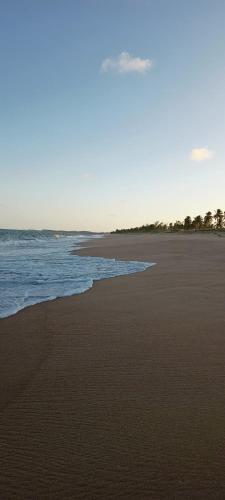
[{"xmin": 112, "ymin": 209, "xmax": 225, "ymax": 233}]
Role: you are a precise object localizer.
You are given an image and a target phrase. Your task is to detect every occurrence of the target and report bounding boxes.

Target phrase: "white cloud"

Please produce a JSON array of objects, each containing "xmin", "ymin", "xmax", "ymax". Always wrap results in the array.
[
  {"xmin": 100, "ymin": 51, "xmax": 152, "ymax": 74},
  {"xmin": 190, "ymin": 147, "xmax": 214, "ymax": 162}
]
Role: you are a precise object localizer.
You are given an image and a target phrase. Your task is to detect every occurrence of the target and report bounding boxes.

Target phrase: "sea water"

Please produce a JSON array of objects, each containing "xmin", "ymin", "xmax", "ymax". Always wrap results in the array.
[{"xmin": 0, "ymin": 229, "xmax": 154, "ymax": 319}]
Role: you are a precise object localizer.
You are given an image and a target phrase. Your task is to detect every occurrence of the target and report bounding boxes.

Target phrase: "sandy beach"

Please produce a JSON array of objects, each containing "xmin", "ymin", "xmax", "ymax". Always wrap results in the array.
[{"xmin": 1, "ymin": 232, "xmax": 225, "ymax": 499}]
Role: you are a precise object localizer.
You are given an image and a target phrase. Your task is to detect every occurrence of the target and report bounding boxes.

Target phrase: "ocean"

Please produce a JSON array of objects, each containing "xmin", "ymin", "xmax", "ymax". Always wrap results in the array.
[{"xmin": 0, "ymin": 229, "xmax": 153, "ymax": 318}]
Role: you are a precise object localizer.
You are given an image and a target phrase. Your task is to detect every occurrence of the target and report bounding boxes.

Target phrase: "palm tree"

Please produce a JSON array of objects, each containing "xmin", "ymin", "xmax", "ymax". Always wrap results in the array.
[
  {"xmin": 184, "ymin": 216, "xmax": 192, "ymax": 230},
  {"xmin": 204, "ymin": 211, "xmax": 213, "ymax": 229},
  {"xmin": 192, "ymin": 215, "xmax": 203, "ymax": 230},
  {"xmin": 214, "ymin": 209, "xmax": 224, "ymax": 229},
  {"xmin": 173, "ymin": 220, "xmax": 184, "ymax": 231}
]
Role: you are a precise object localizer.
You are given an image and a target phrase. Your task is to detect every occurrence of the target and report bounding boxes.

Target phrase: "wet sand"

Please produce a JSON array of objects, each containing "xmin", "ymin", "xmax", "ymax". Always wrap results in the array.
[{"xmin": 1, "ymin": 233, "xmax": 225, "ymax": 499}]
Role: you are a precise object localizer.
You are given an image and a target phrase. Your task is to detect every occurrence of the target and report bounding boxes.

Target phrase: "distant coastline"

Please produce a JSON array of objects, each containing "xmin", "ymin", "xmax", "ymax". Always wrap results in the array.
[{"xmin": 112, "ymin": 208, "xmax": 225, "ymax": 233}]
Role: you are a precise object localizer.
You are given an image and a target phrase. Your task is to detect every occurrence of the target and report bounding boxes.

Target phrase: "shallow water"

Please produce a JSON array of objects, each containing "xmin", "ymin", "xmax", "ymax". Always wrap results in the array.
[{"xmin": 0, "ymin": 230, "xmax": 154, "ymax": 318}]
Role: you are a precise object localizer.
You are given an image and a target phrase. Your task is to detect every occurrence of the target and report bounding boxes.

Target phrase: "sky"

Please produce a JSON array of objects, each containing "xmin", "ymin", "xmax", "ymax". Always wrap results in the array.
[{"xmin": 1, "ymin": 0, "xmax": 225, "ymax": 231}]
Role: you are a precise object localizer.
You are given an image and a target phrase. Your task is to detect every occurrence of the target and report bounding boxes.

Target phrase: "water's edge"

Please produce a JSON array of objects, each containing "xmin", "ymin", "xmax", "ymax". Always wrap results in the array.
[{"xmin": 0, "ymin": 234, "xmax": 155, "ymax": 320}]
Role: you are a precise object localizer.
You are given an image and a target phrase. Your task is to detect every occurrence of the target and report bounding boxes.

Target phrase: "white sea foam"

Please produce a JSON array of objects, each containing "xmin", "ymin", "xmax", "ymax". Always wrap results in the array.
[{"xmin": 0, "ymin": 230, "xmax": 154, "ymax": 318}]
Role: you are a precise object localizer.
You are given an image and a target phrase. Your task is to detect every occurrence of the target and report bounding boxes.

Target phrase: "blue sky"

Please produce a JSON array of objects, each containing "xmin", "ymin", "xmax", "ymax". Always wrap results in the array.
[{"xmin": 1, "ymin": 0, "xmax": 225, "ymax": 231}]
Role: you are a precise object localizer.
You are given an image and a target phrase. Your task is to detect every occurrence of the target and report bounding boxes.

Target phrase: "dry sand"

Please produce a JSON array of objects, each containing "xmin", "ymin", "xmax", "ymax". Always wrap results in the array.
[{"xmin": 0, "ymin": 233, "xmax": 225, "ymax": 499}]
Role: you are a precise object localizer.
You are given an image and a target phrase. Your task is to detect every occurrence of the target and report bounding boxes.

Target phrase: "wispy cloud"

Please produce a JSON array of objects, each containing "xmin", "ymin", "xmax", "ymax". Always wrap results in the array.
[
  {"xmin": 80, "ymin": 173, "xmax": 95, "ymax": 181},
  {"xmin": 190, "ymin": 147, "xmax": 214, "ymax": 162},
  {"xmin": 100, "ymin": 51, "xmax": 153, "ymax": 74}
]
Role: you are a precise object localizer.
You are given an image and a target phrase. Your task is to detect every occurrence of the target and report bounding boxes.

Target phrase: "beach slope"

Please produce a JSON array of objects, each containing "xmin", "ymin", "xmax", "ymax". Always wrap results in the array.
[{"xmin": 0, "ymin": 233, "xmax": 225, "ymax": 499}]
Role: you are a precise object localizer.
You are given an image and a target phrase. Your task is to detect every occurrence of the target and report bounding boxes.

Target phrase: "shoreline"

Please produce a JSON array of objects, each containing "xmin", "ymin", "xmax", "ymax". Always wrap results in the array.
[
  {"xmin": 0, "ymin": 233, "xmax": 153, "ymax": 321},
  {"xmin": 1, "ymin": 233, "xmax": 225, "ymax": 498}
]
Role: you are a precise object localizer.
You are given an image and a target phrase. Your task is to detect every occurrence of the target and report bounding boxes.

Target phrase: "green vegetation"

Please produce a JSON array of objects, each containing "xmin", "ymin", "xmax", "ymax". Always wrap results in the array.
[{"xmin": 112, "ymin": 209, "xmax": 225, "ymax": 234}]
